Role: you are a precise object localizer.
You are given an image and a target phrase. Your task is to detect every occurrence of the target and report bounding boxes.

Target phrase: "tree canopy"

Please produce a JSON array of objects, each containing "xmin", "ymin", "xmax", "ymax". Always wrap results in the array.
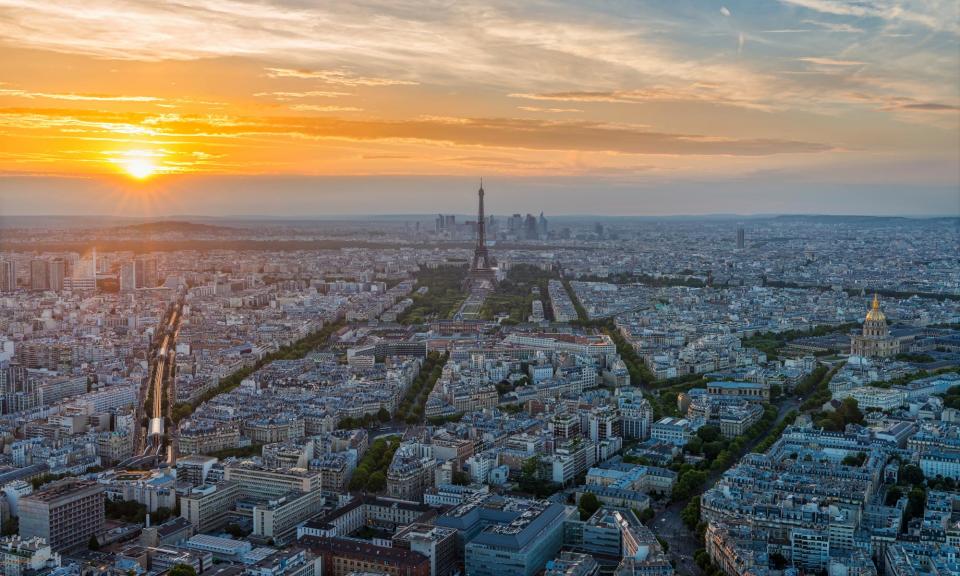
[
  {"xmin": 168, "ymin": 565, "xmax": 197, "ymax": 576},
  {"xmin": 579, "ymin": 492, "xmax": 601, "ymax": 520}
]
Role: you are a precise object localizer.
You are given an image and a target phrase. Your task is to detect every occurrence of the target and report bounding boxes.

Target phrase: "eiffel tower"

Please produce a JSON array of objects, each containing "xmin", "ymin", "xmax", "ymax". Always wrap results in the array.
[{"xmin": 466, "ymin": 180, "xmax": 496, "ymax": 288}]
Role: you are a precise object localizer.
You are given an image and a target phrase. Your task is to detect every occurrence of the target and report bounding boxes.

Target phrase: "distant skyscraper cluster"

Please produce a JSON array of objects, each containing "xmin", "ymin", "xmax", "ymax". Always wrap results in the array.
[
  {"xmin": 24, "ymin": 253, "xmax": 93, "ymax": 292},
  {"xmin": 0, "ymin": 251, "xmax": 163, "ymax": 294},
  {"xmin": 507, "ymin": 212, "xmax": 548, "ymax": 240},
  {"xmin": 121, "ymin": 256, "xmax": 159, "ymax": 292},
  {"xmin": 0, "ymin": 260, "xmax": 15, "ymax": 292},
  {"xmin": 434, "ymin": 210, "xmax": 549, "ymax": 241},
  {"xmin": 434, "ymin": 214, "xmax": 458, "ymax": 236}
]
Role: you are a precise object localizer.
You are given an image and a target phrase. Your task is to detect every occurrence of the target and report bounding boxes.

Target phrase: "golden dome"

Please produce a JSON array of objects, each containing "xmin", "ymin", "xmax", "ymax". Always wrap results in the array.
[{"xmin": 864, "ymin": 294, "xmax": 885, "ymax": 322}]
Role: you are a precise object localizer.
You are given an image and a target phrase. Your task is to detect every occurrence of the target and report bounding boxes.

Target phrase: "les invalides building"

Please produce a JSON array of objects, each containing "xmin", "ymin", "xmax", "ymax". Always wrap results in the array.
[{"xmin": 850, "ymin": 294, "xmax": 898, "ymax": 359}]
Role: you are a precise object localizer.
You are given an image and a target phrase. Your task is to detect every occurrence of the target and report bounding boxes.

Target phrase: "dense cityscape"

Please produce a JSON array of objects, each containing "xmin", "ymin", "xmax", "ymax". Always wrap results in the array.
[{"xmin": 0, "ymin": 185, "xmax": 957, "ymax": 576}]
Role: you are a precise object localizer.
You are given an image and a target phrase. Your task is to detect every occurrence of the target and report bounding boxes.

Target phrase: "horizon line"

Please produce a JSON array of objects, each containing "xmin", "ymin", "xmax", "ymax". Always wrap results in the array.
[{"xmin": 1, "ymin": 212, "xmax": 957, "ymax": 220}]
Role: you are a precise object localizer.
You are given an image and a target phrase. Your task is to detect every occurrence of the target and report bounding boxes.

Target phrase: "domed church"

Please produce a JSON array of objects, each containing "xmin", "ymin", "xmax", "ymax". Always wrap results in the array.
[{"xmin": 850, "ymin": 295, "xmax": 897, "ymax": 358}]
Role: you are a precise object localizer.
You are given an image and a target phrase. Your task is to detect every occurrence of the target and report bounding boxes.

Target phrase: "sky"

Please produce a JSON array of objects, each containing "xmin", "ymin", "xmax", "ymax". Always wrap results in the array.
[{"xmin": 0, "ymin": 0, "xmax": 957, "ymax": 217}]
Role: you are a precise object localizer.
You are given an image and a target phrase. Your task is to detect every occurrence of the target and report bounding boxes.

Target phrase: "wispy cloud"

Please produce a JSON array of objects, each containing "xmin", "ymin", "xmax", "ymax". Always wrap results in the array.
[
  {"xmin": 361, "ymin": 154, "xmax": 410, "ymax": 160},
  {"xmin": 879, "ymin": 98, "xmax": 960, "ymax": 113},
  {"xmin": 264, "ymin": 68, "xmax": 417, "ymax": 87},
  {"xmin": 288, "ymin": 104, "xmax": 363, "ymax": 112},
  {"xmin": 895, "ymin": 102, "xmax": 959, "ymax": 111},
  {"xmin": 517, "ymin": 106, "xmax": 582, "ymax": 113},
  {"xmin": 720, "ymin": 6, "xmax": 731, "ymax": 17},
  {"xmin": 0, "ymin": 107, "xmax": 832, "ymax": 156},
  {"xmin": 0, "ymin": 88, "xmax": 162, "ymax": 102},
  {"xmin": 801, "ymin": 19, "xmax": 864, "ymax": 33},
  {"xmin": 841, "ymin": 92, "xmax": 960, "ymax": 114},
  {"xmin": 779, "ymin": 0, "xmax": 957, "ymax": 34},
  {"xmin": 510, "ymin": 86, "xmax": 770, "ymax": 111},
  {"xmin": 254, "ymin": 91, "xmax": 351, "ymax": 100},
  {"xmin": 797, "ymin": 57, "xmax": 864, "ymax": 66}
]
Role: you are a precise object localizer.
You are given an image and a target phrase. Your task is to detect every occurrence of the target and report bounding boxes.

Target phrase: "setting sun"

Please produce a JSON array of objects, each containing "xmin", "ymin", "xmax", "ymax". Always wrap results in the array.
[{"xmin": 119, "ymin": 153, "xmax": 158, "ymax": 180}]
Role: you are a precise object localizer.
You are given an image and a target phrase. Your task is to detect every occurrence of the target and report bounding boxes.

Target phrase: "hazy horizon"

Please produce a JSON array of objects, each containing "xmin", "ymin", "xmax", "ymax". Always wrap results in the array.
[{"xmin": 2, "ymin": 174, "xmax": 958, "ymax": 218}]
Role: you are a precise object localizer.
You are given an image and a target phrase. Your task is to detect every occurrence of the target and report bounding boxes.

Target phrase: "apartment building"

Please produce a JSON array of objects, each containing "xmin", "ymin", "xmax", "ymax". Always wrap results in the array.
[
  {"xmin": 179, "ymin": 482, "xmax": 241, "ymax": 533},
  {"xmin": 19, "ymin": 480, "xmax": 104, "ymax": 552},
  {"xmin": 252, "ymin": 490, "xmax": 325, "ymax": 545},
  {"xmin": 224, "ymin": 463, "xmax": 322, "ymax": 499}
]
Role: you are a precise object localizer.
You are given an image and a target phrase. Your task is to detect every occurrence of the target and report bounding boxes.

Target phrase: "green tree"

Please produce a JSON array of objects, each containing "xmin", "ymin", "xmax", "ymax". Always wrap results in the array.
[
  {"xmin": 638, "ymin": 507, "xmax": 655, "ymax": 523},
  {"xmin": 885, "ymin": 486, "xmax": 903, "ymax": 506},
  {"xmin": 900, "ymin": 464, "xmax": 925, "ymax": 486},
  {"xmin": 171, "ymin": 402, "xmax": 194, "ymax": 424},
  {"xmin": 694, "ymin": 549, "xmax": 711, "ymax": 570},
  {"xmin": 703, "ymin": 440, "xmax": 726, "ymax": 460},
  {"xmin": 349, "ymin": 467, "xmax": 369, "ymax": 491},
  {"xmin": 1, "ymin": 517, "xmax": 18, "ymax": 537},
  {"xmin": 673, "ymin": 470, "xmax": 707, "ymax": 501},
  {"xmin": 377, "ymin": 407, "xmax": 391, "ymax": 423},
  {"xmin": 579, "ymin": 492, "xmax": 601, "ymax": 520},
  {"xmin": 697, "ymin": 425, "xmax": 722, "ymax": 443},
  {"xmin": 680, "ymin": 497, "xmax": 701, "ymax": 531},
  {"xmin": 224, "ymin": 523, "xmax": 248, "ymax": 537},
  {"xmin": 842, "ymin": 452, "xmax": 867, "ymax": 467},
  {"xmin": 168, "ymin": 565, "xmax": 198, "ymax": 576},
  {"xmin": 903, "ymin": 487, "xmax": 927, "ymax": 529},
  {"xmin": 519, "ymin": 456, "xmax": 540, "ymax": 490},
  {"xmin": 155, "ymin": 506, "xmax": 173, "ymax": 523},
  {"xmin": 88, "ymin": 534, "xmax": 100, "ymax": 550},
  {"xmin": 367, "ymin": 471, "xmax": 387, "ymax": 492},
  {"xmin": 105, "ymin": 499, "xmax": 148, "ymax": 523},
  {"xmin": 839, "ymin": 397, "xmax": 864, "ymax": 425}
]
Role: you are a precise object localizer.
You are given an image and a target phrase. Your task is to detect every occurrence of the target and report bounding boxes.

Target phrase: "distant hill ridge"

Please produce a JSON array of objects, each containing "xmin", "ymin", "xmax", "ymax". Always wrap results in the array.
[
  {"xmin": 772, "ymin": 214, "xmax": 958, "ymax": 223},
  {"xmin": 114, "ymin": 220, "xmax": 234, "ymax": 233}
]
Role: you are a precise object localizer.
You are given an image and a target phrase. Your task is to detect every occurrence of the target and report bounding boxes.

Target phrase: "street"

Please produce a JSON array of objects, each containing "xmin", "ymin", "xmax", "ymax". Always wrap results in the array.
[{"xmin": 650, "ymin": 397, "xmax": 800, "ymax": 575}]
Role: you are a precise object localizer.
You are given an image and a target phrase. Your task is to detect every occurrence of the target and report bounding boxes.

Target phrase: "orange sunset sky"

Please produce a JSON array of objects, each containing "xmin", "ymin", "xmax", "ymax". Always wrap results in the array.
[{"xmin": 0, "ymin": 1, "xmax": 957, "ymax": 216}]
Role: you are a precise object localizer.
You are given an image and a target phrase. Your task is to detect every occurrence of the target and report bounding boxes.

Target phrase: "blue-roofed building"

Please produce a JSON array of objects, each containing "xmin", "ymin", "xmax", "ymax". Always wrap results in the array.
[
  {"xmin": 575, "ymin": 484, "xmax": 651, "ymax": 511},
  {"xmin": 545, "ymin": 551, "xmax": 600, "ymax": 576},
  {"xmin": 919, "ymin": 449, "xmax": 960, "ymax": 480},
  {"xmin": 894, "ymin": 371, "xmax": 960, "ymax": 401},
  {"xmin": 0, "ymin": 464, "xmax": 49, "ymax": 486},
  {"xmin": 435, "ymin": 493, "xmax": 575, "ymax": 576},
  {"xmin": 651, "ymin": 417, "xmax": 695, "ymax": 446},
  {"xmin": 585, "ymin": 460, "xmax": 677, "ymax": 495},
  {"xmin": 884, "ymin": 541, "xmax": 960, "ymax": 576}
]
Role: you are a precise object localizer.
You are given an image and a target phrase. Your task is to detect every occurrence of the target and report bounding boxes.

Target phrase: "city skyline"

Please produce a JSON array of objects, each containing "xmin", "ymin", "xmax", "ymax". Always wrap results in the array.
[{"xmin": 0, "ymin": 0, "xmax": 958, "ymax": 216}]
